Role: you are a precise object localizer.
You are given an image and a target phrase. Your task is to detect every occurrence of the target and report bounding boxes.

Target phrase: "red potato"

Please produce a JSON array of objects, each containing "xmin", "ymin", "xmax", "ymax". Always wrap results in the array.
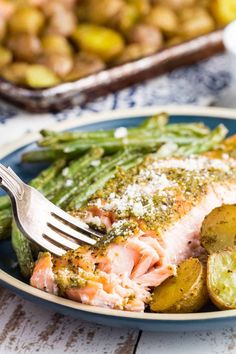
[
  {"xmin": 7, "ymin": 34, "xmax": 41, "ymax": 62},
  {"xmin": 127, "ymin": 24, "xmax": 163, "ymax": 49}
]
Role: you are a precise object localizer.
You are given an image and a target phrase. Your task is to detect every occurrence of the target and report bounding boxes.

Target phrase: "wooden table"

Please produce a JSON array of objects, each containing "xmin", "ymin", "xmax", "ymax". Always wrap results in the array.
[{"xmin": 0, "ymin": 286, "xmax": 236, "ymax": 354}]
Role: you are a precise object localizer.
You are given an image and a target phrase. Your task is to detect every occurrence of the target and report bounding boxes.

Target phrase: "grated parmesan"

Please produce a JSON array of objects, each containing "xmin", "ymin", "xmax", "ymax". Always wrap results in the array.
[
  {"xmin": 90, "ymin": 160, "xmax": 101, "ymax": 167},
  {"xmin": 152, "ymin": 156, "xmax": 236, "ymax": 172},
  {"xmin": 65, "ymin": 179, "xmax": 73, "ymax": 187},
  {"xmin": 95, "ymin": 156, "xmax": 236, "ymax": 221},
  {"xmin": 114, "ymin": 127, "xmax": 128, "ymax": 139}
]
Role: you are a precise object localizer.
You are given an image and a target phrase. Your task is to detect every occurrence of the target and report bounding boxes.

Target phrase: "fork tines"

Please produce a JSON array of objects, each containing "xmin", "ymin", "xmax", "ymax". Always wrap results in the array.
[{"xmin": 42, "ymin": 205, "xmax": 103, "ymax": 256}]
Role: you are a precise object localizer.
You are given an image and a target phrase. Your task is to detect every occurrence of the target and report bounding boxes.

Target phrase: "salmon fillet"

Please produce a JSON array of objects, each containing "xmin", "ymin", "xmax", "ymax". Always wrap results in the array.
[{"xmin": 30, "ymin": 155, "xmax": 236, "ymax": 312}]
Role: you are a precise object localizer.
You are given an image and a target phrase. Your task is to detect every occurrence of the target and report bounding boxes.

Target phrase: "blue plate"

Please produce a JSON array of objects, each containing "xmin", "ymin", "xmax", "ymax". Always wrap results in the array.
[{"xmin": 1, "ymin": 106, "xmax": 236, "ymax": 332}]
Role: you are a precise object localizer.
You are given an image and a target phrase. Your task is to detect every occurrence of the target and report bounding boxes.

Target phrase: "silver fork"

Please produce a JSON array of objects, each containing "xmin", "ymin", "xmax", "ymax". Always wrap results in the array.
[{"xmin": 0, "ymin": 164, "xmax": 103, "ymax": 256}]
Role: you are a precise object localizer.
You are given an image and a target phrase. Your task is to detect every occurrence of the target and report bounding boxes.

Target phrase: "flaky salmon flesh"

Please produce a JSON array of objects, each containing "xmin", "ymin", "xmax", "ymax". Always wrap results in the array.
[{"xmin": 30, "ymin": 155, "xmax": 236, "ymax": 312}]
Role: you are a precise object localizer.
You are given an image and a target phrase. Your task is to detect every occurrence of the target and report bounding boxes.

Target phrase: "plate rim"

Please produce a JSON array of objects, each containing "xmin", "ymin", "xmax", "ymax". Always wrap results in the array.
[{"xmin": 2, "ymin": 104, "xmax": 236, "ymax": 323}]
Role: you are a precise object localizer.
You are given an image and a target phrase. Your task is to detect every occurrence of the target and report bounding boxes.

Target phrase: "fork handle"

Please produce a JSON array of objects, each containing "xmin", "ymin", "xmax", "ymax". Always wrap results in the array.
[{"xmin": 0, "ymin": 164, "xmax": 24, "ymax": 200}]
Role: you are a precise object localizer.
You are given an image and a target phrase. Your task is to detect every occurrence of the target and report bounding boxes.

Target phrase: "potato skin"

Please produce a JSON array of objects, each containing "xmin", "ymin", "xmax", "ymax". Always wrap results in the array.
[
  {"xmin": 37, "ymin": 53, "xmax": 73, "ymax": 78},
  {"xmin": 179, "ymin": 7, "xmax": 215, "ymax": 40},
  {"xmin": 127, "ymin": 24, "xmax": 163, "ymax": 49},
  {"xmin": 1, "ymin": 62, "xmax": 29, "ymax": 85},
  {"xmin": 150, "ymin": 258, "xmax": 208, "ymax": 313},
  {"xmin": 201, "ymin": 205, "xmax": 236, "ymax": 254},
  {"xmin": 7, "ymin": 34, "xmax": 41, "ymax": 62},
  {"xmin": 25, "ymin": 64, "xmax": 60, "ymax": 88},
  {"xmin": 65, "ymin": 53, "xmax": 105, "ymax": 81},
  {"xmin": 207, "ymin": 249, "xmax": 236, "ymax": 310},
  {"xmin": 144, "ymin": 5, "xmax": 178, "ymax": 36},
  {"xmin": 72, "ymin": 24, "xmax": 125, "ymax": 62},
  {"xmin": 211, "ymin": 0, "xmax": 236, "ymax": 25},
  {"xmin": 8, "ymin": 6, "xmax": 45, "ymax": 35}
]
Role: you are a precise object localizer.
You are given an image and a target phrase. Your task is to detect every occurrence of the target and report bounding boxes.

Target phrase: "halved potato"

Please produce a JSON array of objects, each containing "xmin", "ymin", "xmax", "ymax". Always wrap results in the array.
[
  {"xmin": 150, "ymin": 258, "xmax": 208, "ymax": 313},
  {"xmin": 207, "ymin": 249, "xmax": 236, "ymax": 309},
  {"xmin": 201, "ymin": 205, "xmax": 236, "ymax": 254}
]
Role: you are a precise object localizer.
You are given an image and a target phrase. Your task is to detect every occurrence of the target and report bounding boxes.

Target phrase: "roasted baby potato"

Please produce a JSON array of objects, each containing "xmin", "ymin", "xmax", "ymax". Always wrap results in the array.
[
  {"xmin": 115, "ymin": 43, "xmax": 157, "ymax": 64},
  {"xmin": 0, "ymin": 46, "xmax": 12, "ymax": 69},
  {"xmin": 127, "ymin": 0, "xmax": 150, "ymax": 17},
  {"xmin": 65, "ymin": 53, "xmax": 105, "ymax": 81},
  {"xmin": 0, "ymin": 18, "xmax": 6, "ymax": 42},
  {"xmin": 8, "ymin": 6, "xmax": 45, "ymax": 35},
  {"xmin": 7, "ymin": 34, "xmax": 41, "ymax": 62},
  {"xmin": 46, "ymin": 8, "xmax": 77, "ymax": 37},
  {"xmin": 211, "ymin": 0, "xmax": 236, "ymax": 25},
  {"xmin": 127, "ymin": 24, "xmax": 163, "ymax": 50},
  {"xmin": 180, "ymin": 7, "xmax": 215, "ymax": 39},
  {"xmin": 153, "ymin": 0, "xmax": 196, "ymax": 11},
  {"xmin": 78, "ymin": 0, "xmax": 124, "ymax": 26},
  {"xmin": 41, "ymin": 35, "xmax": 73, "ymax": 56},
  {"xmin": 207, "ymin": 249, "xmax": 236, "ymax": 309},
  {"xmin": 25, "ymin": 64, "xmax": 60, "ymax": 88},
  {"xmin": 150, "ymin": 258, "xmax": 208, "ymax": 313},
  {"xmin": 144, "ymin": 5, "xmax": 179, "ymax": 36},
  {"xmin": 112, "ymin": 3, "xmax": 139, "ymax": 33},
  {"xmin": 201, "ymin": 205, "xmax": 236, "ymax": 254},
  {"xmin": 1, "ymin": 62, "xmax": 29, "ymax": 85},
  {"xmin": 72, "ymin": 24, "xmax": 125, "ymax": 62},
  {"xmin": 0, "ymin": 0, "xmax": 220, "ymax": 88},
  {"xmin": 37, "ymin": 53, "xmax": 73, "ymax": 78}
]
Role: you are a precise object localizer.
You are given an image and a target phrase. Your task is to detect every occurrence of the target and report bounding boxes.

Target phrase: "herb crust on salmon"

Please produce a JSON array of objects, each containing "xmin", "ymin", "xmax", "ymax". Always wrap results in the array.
[{"xmin": 30, "ymin": 154, "xmax": 236, "ymax": 312}]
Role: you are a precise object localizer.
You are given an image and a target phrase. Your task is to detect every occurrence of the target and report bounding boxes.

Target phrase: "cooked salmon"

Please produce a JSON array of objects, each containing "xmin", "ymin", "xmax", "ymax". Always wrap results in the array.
[{"xmin": 30, "ymin": 155, "xmax": 236, "ymax": 312}]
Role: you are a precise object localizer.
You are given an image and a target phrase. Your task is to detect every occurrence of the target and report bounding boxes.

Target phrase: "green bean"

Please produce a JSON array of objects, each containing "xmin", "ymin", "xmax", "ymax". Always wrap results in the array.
[
  {"xmin": 52, "ymin": 149, "xmax": 124, "ymax": 207},
  {"xmin": 22, "ymin": 132, "xmax": 213, "ymax": 162},
  {"xmin": 69, "ymin": 169, "xmax": 116, "ymax": 210},
  {"xmin": 177, "ymin": 124, "xmax": 228, "ymax": 156},
  {"xmin": 38, "ymin": 114, "xmax": 170, "ymax": 147},
  {"xmin": 140, "ymin": 112, "xmax": 168, "ymax": 129},
  {"xmin": 55, "ymin": 135, "xmax": 199, "ymax": 155},
  {"xmin": 0, "ymin": 195, "xmax": 10, "ymax": 211},
  {"xmin": 68, "ymin": 150, "xmax": 143, "ymax": 210},
  {"xmin": 54, "ymin": 149, "xmax": 135, "ymax": 208},
  {"xmin": 0, "ymin": 209, "xmax": 12, "ymax": 240},
  {"xmin": 11, "ymin": 220, "xmax": 34, "ymax": 279},
  {"xmin": 36, "ymin": 122, "xmax": 224, "ymax": 159},
  {"xmin": 39, "ymin": 122, "xmax": 210, "ymax": 148},
  {"xmin": 44, "ymin": 147, "xmax": 104, "ymax": 199},
  {"xmin": 30, "ymin": 159, "xmax": 66, "ymax": 191},
  {"xmin": 164, "ymin": 123, "xmax": 210, "ymax": 136},
  {"xmin": 39, "ymin": 129, "xmax": 116, "ymax": 146},
  {"xmin": 22, "ymin": 149, "xmax": 63, "ymax": 163}
]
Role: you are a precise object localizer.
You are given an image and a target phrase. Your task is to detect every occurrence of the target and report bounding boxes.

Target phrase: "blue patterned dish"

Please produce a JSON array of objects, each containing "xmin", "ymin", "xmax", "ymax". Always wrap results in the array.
[{"xmin": 1, "ymin": 106, "xmax": 236, "ymax": 332}]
